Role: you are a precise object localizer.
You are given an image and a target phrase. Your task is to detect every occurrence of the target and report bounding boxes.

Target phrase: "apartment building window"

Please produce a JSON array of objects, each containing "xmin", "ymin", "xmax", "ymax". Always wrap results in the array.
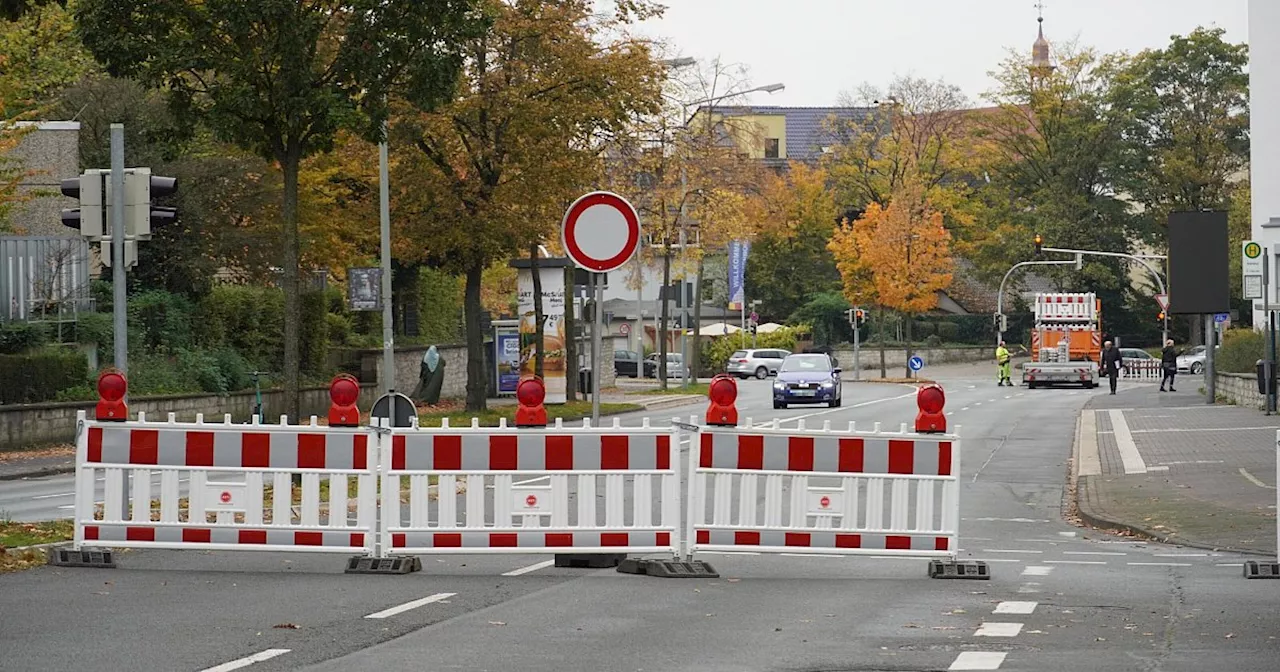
[{"xmin": 764, "ymin": 138, "xmax": 780, "ymax": 159}]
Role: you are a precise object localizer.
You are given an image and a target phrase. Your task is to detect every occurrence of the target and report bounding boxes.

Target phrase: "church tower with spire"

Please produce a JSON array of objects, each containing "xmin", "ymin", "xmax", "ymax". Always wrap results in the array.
[{"xmin": 1031, "ymin": 2, "xmax": 1055, "ymax": 76}]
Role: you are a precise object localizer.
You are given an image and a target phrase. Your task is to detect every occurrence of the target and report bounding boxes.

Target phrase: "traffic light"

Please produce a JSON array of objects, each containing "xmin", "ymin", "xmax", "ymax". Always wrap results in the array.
[
  {"xmin": 1157, "ymin": 311, "xmax": 1165, "ymax": 322},
  {"xmin": 854, "ymin": 308, "xmax": 866, "ymax": 325},
  {"xmin": 59, "ymin": 171, "xmax": 104, "ymax": 239},
  {"xmin": 1034, "ymin": 233, "xmax": 1043, "ymax": 256},
  {"xmin": 124, "ymin": 168, "xmax": 177, "ymax": 240}
]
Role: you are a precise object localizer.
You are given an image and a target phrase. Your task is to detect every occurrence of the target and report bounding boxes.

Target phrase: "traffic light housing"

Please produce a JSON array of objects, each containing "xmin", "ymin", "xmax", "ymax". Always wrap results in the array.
[
  {"xmin": 1034, "ymin": 233, "xmax": 1043, "ymax": 256},
  {"xmin": 1157, "ymin": 311, "xmax": 1165, "ymax": 322},
  {"xmin": 125, "ymin": 168, "xmax": 177, "ymax": 239},
  {"xmin": 60, "ymin": 172, "xmax": 104, "ymax": 239},
  {"xmin": 854, "ymin": 308, "xmax": 866, "ymax": 324}
]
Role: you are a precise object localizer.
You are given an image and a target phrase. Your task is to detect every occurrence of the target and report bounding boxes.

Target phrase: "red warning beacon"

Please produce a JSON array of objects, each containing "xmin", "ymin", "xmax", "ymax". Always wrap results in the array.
[
  {"xmin": 516, "ymin": 376, "xmax": 548, "ymax": 427},
  {"xmin": 705, "ymin": 374, "xmax": 739, "ymax": 427},
  {"xmin": 914, "ymin": 383, "xmax": 947, "ymax": 434},
  {"xmin": 96, "ymin": 368, "xmax": 128, "ymax": 421},
  {"xmin": 328, "ymin": 373, "xmax": 362, "ymax": 427}
]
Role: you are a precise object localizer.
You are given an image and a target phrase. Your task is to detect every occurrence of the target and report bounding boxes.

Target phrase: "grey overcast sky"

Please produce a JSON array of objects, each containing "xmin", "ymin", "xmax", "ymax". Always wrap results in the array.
[{"xmin": 620, "ymin": 0, "xmax": 1248, "ymax": 107}]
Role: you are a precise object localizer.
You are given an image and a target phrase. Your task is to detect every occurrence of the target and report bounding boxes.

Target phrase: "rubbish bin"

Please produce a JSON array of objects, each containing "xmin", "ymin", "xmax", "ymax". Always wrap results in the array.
[
  {"xmin": 1256, "ymin": 360, "xmax": 1276, "ymax": 395},
  {"xmin": 578, "ymin": 367, "xmax": 593, "ymax": 393}
]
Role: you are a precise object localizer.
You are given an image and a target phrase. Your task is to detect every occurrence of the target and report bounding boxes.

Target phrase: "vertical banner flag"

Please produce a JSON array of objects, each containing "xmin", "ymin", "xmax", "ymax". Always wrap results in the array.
[
  {"xmin": 516, "ymin": 266, "xmax": 567, "ymax": 404},
  {"xmin": 727, "ymin": 239, "xmax": 751, "ymax": 310}
]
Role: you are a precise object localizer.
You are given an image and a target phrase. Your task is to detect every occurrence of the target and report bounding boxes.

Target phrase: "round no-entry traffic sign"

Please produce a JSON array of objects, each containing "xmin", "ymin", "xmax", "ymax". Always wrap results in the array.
[{"xmin": 561, "ymin": 191, "xmax": 641, "ymax": 272}]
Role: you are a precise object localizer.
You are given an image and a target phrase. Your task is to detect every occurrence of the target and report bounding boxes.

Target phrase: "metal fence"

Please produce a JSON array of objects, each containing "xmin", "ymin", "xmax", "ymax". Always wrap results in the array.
[{"xmin": 0, "ymin": 236, "xmax": 94, "ymax": 322}]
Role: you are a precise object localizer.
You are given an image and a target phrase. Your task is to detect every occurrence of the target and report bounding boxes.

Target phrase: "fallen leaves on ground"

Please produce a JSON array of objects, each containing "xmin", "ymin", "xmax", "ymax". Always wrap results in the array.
[
  {"xmin": 0, "ymin": 444, "xmax": 74, "ymax": 463},
  {"xmin": 273, "ymin": 623, "xmax": 300, "ymax": 629}
]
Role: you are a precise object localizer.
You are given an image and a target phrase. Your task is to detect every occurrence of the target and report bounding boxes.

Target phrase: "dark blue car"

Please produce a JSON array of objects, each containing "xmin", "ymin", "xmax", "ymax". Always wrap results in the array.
[{"xmin": 773, "ymin": 354, "xmax": 842, "ymax": 409}]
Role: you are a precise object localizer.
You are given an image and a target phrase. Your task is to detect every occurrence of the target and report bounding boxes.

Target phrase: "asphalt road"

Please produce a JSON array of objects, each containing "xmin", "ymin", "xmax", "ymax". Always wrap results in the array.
[{"xmin": 2, "ymin": 365, "xmax": 1277, "ymax": 672}]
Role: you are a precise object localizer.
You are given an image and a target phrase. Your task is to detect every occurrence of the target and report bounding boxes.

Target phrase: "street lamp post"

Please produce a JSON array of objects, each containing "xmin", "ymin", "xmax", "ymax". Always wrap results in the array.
[{"xmin": 673, "ymin": 81, "xmax": 785, "ymax": 386}]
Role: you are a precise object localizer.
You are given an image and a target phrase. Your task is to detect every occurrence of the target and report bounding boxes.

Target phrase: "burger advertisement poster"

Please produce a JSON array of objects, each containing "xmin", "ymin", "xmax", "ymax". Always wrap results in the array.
[{"xmin": 516, "ymin": 267, "xmax": 567, "ymax": 404}]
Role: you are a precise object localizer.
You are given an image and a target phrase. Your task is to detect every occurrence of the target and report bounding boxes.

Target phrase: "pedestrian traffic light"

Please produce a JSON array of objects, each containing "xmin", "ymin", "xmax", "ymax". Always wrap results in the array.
[
  {"xmin": 1034, "ymin": 233, "xmax": 1043, "ymax": 256},
  {"xmin": 59, "ymin": 172, "xmax": 104, "ymax": 239}
]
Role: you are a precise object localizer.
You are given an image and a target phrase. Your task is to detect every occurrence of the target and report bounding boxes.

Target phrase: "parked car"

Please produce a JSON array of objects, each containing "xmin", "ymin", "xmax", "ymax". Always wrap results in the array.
[
  {"xmin": 1176, "ymin": 345, "xmax": 1207, "ymax": 374},
  {"xmin": 644, "ymin": 352, "xmax": 691, "ymax": 380},
  {"xmin": 1120, "ymin": 347, "xmax": 1156, "ymax": 361},
  {"xmin": 613, "ymin": 349, "xmax": 641, "ymax": 378},
  {"xmin": 725, "ymin": 348, "xmax": 791, "ymax": 379},
  {"xmin": 773, "ymin": 353, "xmax": 842, "ymax": 409}
]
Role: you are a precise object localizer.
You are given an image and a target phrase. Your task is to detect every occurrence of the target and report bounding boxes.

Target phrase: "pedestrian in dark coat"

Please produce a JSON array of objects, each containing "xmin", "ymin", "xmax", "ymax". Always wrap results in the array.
[
  {"xmin": 1160, "ymin": 339, "xmax": 1179, "ymax": 392},
  {"xmin": 1100, "ymin": 340, "xmax": 1124, "ymax": 395}
]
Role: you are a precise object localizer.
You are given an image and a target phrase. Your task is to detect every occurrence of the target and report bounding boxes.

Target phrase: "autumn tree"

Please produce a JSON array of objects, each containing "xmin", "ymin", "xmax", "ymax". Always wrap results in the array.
[
  {"xmin": 393, "ymin": 0, "xmax": 663, "ymax": 409},
  {"xmin": 744, "ymin": 162, "xmax": 840, "ymax": 321},
  {"xmin": 76, "ymin": 0, "xmax": 483, "ymax": 420},
  {"xmin": 830, "ymin": 181, "xmax": 954, "ymax": 377}
]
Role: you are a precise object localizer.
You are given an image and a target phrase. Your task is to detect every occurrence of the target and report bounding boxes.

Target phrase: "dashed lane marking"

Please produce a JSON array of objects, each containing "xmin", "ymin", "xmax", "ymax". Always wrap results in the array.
[
  {"xmin": 1021, "ymin": 565, "xmax": 1053, "ymax": 576},
  {"xmin": 1127, "ymin": 562, "xmax": 1191, "ymax": 567},
  {"xmin": 993, "ymin": 601, "xmax": 1038, "ymax": 615},
  {"xmin": 1153, "ymin": 553, "xmax": 1209, "ymax": 558},
  {"xmin": 1064, "ymin": 551, "xmax": 1126, "ymax": 556},
  {"xmin": 949, "ymin": 651, "xmax": 1007, "ymax": 670},
  {"xmin": 1058, "ymin": 531, "xmax": 1077, "ymax": 538},
  {"xmin": 981, "ymin": 549, "xmax": 1043, "ymax": 554},
  {"xmin": 200, "ymin": 649, "xmax": 291, "ymax": 672},
  {"xmin": 975, "ymin": 622, "xmax": 1024, "ymax": 637},
  {"xmin": 364, "ymin": 592, "xmax": 455, "ymax": 619},
  {"xmin": 1017, "ymin": 583, "xmax": 1041, "ymax": 593},
  {"xmin": 1046, "ymin": 560, "xmax": 1107, "ymax": 565},
  {"xmin": 502, "ymin": 560, "xmax": 555, "ymax": 576}
]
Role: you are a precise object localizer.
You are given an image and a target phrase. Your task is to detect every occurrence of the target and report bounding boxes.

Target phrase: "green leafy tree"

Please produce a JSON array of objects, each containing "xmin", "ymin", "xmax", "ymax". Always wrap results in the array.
[
  {"xmin": 75, "ymin": 0, "xmax": 483, "ymax": 419},
  {"xmin": 393, "ymin": 0, "xmax": 663, "ymax": 409},
  {"xmin": 789, "ymin": 291, "xmax": 851, "ymax": 347},
  {"xmin": 0, "ymin": 1, "xmax": 97, "ymax": 116}
]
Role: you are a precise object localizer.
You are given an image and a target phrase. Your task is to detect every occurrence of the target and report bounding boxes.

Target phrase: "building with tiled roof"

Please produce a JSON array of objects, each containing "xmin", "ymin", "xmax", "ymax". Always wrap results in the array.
[{"xmin": 688, "ymin": 105, "xmax": 879, "ymax": 168}]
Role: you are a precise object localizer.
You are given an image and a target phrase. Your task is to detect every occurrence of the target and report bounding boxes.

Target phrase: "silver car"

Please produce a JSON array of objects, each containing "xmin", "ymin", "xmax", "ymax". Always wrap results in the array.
[
  {"xmin": 725, "ymin": 348, "xmax": 791, "ymax": 379},
  {"xmin": 1176, "ymin": 345, "xmax": 1207, "ymax": 374}
]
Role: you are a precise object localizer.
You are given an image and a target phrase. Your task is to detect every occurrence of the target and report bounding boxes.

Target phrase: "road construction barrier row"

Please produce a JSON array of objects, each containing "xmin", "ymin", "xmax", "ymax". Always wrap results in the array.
[{"xmin": 54, "ymin": 371, "xmax": 984, "ymax": 579}]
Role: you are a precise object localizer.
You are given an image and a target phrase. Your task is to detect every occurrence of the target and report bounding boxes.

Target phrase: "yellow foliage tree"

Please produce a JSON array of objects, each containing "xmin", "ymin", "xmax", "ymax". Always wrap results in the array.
[{"xmin": 829, "ymin": 181, "xmax": 954, "ymax": 377}]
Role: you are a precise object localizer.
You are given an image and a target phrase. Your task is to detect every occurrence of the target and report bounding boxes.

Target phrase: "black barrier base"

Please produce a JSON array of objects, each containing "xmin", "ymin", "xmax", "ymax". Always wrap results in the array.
[
  {"xmin": 928, "ymin": 559, "xmax": 991, "ymax": 580},
  {"xmin": 554, "ymin": 553, "xmax": 626, "ymax": 569},
  {"xmin": 1243, "ymin": 560, "xmax": 1280, "ymax": 579},
  {"xmin": 47, "ymin": 548, "xmax": 115, "ymax": 568},
  {"xmin": 344, "ymin": 556, "xmax": 421, "ymax": 575},
  {"xmin": 616, "ymin": 558, "xmax": 720, "ymax": 578}
]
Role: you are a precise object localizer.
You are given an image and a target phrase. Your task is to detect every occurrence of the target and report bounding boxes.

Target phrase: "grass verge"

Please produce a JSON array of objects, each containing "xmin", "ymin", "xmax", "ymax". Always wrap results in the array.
[
  {"xmin": 631, "ymin": 383, "xmax": 709, "ymax": 397},
  {"xmin": 0, "ymin": 519, "xmax": 73, "ymax": 573},
  {"xmin": 417, "ymin": 401, "xmax": 641, "ymax": 427}
]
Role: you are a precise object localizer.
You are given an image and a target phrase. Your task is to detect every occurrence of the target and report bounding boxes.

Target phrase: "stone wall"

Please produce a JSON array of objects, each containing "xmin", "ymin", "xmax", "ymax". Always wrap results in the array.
[
  {"xmin": 350, "ymin": 337, "xmax": 615, "ymax": 400},
  {"xmin": 1215, "ymin": 372, "xmax": 1266, "ymax": 410},
  {"xmin": 0, "ymin": 384, "xmax": 380, "ymax": 453},
  {"xmin": 829, "ymin": 345, "xmax": 991, "ymax": 373}
]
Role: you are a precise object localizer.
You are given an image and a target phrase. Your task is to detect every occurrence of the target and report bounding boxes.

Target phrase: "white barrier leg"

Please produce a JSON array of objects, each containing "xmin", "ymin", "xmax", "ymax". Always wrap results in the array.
[{"xmin": 1243, "ymin": 431, "xmax": 1280, "ymax": 578}]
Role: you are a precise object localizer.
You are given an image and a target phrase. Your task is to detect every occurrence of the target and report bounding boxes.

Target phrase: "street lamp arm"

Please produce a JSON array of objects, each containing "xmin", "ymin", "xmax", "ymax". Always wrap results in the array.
[
  {"xmin": 997, "ymin": 260, "xmax": 1077, "ymax": 317},
  {"xmin": 1041, "ymin": 246, "xmax": 1166, "ymax": 296}
]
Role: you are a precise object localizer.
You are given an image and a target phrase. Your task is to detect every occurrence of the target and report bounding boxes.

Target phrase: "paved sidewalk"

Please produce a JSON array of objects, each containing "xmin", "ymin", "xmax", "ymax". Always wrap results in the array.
[{"xmin": 1076, "ymin": 384, "xmax": 1278, "ymax": 555}]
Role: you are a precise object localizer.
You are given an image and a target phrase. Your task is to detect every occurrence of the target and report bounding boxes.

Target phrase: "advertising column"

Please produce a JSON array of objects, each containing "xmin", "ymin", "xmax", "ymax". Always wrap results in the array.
[{"xmin": 517, "ymin": 266, "xmax": 567, "ymax": 404}]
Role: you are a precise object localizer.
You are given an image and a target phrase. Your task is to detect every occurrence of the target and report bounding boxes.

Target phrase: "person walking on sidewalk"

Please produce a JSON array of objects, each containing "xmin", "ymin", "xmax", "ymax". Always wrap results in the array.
[
  {"xmin": 1100, "ymin": 340, "xmax": 1124, "ymax": 395},
  {"xmin": 995, "ymin": 341, "xmax": 1012, "ymax": 386},
  {"xmin": 1160, "ymin": 339, "xmax": 1179, "ymax": 392}
]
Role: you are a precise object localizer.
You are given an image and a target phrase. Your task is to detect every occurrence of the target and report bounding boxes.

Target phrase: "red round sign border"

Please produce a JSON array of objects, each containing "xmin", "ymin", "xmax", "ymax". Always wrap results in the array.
[{"xmin": 561, "ymin": 192, "xmax": 640, "ymax": 272}]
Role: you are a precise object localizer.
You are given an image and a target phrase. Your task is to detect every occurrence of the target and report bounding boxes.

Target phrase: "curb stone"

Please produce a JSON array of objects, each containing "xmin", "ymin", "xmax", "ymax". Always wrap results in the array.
[{"xmin": 0, "ymin": 465, "xmax": 76, "ymax": 482}]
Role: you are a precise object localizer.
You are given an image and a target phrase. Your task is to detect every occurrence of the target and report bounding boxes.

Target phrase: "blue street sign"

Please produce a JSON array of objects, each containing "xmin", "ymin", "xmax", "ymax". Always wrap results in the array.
[
  {"xmin": 908, "ymin": 355, "xmax": 925, "ymax": 371},
  {"xmin": 1213, "ymin": 312, "xmax": 1229, "ymax": 324}
]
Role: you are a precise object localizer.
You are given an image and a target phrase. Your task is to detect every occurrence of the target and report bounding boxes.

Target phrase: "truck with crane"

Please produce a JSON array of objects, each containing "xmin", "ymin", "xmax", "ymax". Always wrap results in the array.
[{"xmin": 1021, "ymin": 292, "xmax": 1102, "ymax": 389}]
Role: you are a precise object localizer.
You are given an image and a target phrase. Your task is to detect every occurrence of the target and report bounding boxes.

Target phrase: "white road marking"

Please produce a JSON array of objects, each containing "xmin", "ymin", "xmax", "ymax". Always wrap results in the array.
[
  {"xmin": 994, "ymin": 601, "xmax": 1038, "ymax": 615},
  {"xmin": 1017, "ymin": 582, "xmax": 1041, "ymax": 593},
  {"xmin": 1004, "ymin": 395, "xmax": 1012, "ymax": 399},
  {"xmin": 1239, "ymin": 468, "xmax": 1276, "ymax": 489},
  {"xmin": 973, "ymin": 558, "xmax": 1023, "ymax": 563},
  {"xmin": 960, "ymin": 407, "xmax": 970, "ymax": 411},
  {"xmin": 200, "ymin": 649, "xmax": 291, "ymax": 672},
  {"xmin": 1021, "ymin": 565, "xmax": 1053, "ymax": 576},
  {"xmin": 1108, "ymin": 409, "xmax": 1147, "ymax": 474},
  {"xmin": 1046, "ymin": 560, "xmax": 1107, "ymax": 565},
  {"xmin": 949, "ymin": 651, "xmax": 1007, "ymax": 670},
  {"xmin": 981, "ymin": 549, "xmax": 1042, "ymax": 554},
  {"xmin": 1016, "ymin": 392, "xmax": 1024, "ymax": 396},
  {"xmin": 974, "ymin": 402, "xmax": 982, "ymax": 407},
  {"xmin": 1146, "ymin": 466, "xmax": 1170, "ymax": 472},
  {"xmin": 31, "ymin": 492, "xmax": 74, "ymax": 500},
  {"xmin": 1217, "ymin": 563, "xmax": 1244, "ymax": 567},
  {"xmin": 1058, "ymin": 531, "xmax": 1077, "ymax": 538},
  {"xmin": 1064, "ymin": 551, "xmax": 1126, "ymax": 556},
  {"xmin": 965, "ymin": 517, "xmax": 1049, "ymax": 523},
  {"xmin": 1078, "ymin": 409, "xmax": 1101, "ymax": 477},
  {"xmin": 1132, "ymin": 426, "xmax": 1280, "ymax": 433},
  {"xmin": 1127, "ymin": 562, "xmax": 1191, "ymax": 567},
  {"xmin": 975, "ymin": 622, "xmax": 1024, "ymax": 637},
  {"xmin": 702, "ymin": 551, "xmax": 760, "ymax": 556},
  {"xmin": 501, "ymin": 560, "xmax": 555, "ymax": 576},
  {"xmin": 364, "ymin": 592, "xmax": 455, "ymax": 619},
  {"xmin": 1154, "ymin": 553, "xmax": 1208, "ymax": 558}
]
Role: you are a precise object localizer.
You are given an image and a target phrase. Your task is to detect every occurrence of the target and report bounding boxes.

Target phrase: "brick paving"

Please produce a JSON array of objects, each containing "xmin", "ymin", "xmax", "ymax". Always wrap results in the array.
[{"xmin": 1077, "ymin": 385, "xmax": 1278, "ymax": 555}]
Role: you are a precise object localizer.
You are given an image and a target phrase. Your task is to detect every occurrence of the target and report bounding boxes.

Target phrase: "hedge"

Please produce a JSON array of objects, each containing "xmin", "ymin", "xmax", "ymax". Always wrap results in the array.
[
  {"xmin": 1216, "ymin": 328, "xmax": 1264, "ymax": 374},
  {"xmin": 702, "ymin": 328, "xmax": 801, "ymax": 375},
  {"xmin": 0, "ymin": 347, "xmax": 88, "ymax": 404}
]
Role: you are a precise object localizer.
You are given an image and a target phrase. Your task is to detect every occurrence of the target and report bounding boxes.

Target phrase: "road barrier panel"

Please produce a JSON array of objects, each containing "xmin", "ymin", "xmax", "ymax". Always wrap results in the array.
[
  {"xmin": 51, "ymin": 374, "xmax": 380, "ymax": 571},
  {"xmin": 382, "ymin": 411, "xmax": 682, "ymax": 573}
]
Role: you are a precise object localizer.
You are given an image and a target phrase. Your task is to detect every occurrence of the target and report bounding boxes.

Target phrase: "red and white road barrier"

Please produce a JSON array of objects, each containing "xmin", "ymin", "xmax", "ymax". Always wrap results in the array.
[
  {"xmin": 1120, "ymin": 359, "xmax": 1163, "ymax": 380},
  {"xmin": 686, "ymin": 419, "xmax": 960, "ymax": 559},
  {"xmin": 383, "ymin": 415, "xmax": 681, "ymax": 557}
]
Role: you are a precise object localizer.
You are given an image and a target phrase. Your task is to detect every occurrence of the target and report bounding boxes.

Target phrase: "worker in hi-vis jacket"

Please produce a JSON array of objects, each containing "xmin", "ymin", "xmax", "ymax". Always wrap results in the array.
[{"xmin": 995, "ymin": 341, "xmax": 1012, "ymax": 386}]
